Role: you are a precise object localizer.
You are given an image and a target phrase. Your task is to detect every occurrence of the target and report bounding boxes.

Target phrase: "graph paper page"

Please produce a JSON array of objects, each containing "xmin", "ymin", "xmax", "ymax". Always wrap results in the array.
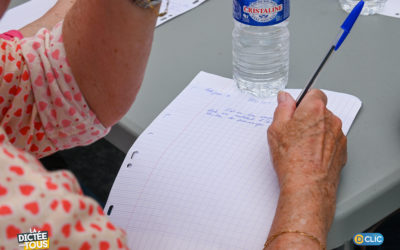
[{"xmin": 105, "ymin": 72, "xmax": 362, "ymax": 250}]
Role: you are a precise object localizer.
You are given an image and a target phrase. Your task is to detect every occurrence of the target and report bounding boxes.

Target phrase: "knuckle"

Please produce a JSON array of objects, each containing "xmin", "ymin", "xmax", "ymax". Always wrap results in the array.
[
  {"xmin": 320, "ymin": 91, "xmax": 328, "ymax": 101},
  {"xmin": 272, "ymin": 106, "xmax": 282, "ymax": 119},
  {"xmin": 342, "ymin": 152, "xmax": 348, "ymax": 167},
  {"xmin": 342, "ymin": 135, "xmax": 348, "ymax": 149},
  {"xmin": 326, "ymin": 110, "xmax": 343, "ymax": 135},
  {"xmin": 332, "ymin": 115, "xmax": 343, "ymax": 132},
  {"xmin": 310, "ymin": 89, "xmax": 328, "ymax": 102},
  {"xmin": 267, "ymin": 123, "xmax": 281, "ymax": 140},
  {"xmin": 310, "ymin": 99, "xmax": 326, "ymax": 115},
  {"xmin": 267, "ymin": 124, "xmax": 275, "ymax": 137},
  {"xmin": 341, "ymin": 136, "xmax": 348, "ymax": 165},
  {"xmin": 309, "ymin": 88, "xmax": 322, "ymax": 95}
]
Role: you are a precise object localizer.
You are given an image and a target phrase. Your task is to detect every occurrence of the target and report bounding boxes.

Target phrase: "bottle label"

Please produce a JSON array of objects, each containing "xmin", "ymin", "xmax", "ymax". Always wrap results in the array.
[{"xmin": 233, "ymin": 0, "xmax": 290, "ymax": 26}]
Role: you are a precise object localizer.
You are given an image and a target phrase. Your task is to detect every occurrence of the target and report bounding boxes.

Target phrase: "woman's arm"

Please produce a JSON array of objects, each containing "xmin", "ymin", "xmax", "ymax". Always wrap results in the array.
[
  {"xmin": 265, "ymin": 90, "xmax": 347, "ymax": 249},
  {"xmin": 19, "ymin": 0, "xmax": 76, "ymax": 37},
  {"xmin": 63, "ymin": 0, "xmax": 160, "ymax": 127},
  {"xmin": 0, "ymin": 0, "xmax": 160, "ymax": 157}
]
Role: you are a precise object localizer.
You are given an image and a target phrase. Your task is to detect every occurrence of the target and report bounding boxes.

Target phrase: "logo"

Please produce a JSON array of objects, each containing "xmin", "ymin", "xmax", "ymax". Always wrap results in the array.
[
  {"xmin": 233, "ymin": 0, "xmax": 290, "ymax": 26},
  {"xmin": 353, "ymin": 233, "xmax": 384, "ymax": 246},
  {"xmin": 17, "ymin": 228, "xmax": 50, "ymax": 250},
  {"xmin": 354, "ymin": 234, "xmax": 364, "ymax": 245},
  {"xmin": 243, "ymin": 0, "xmax": 283, "ymax": 23}
]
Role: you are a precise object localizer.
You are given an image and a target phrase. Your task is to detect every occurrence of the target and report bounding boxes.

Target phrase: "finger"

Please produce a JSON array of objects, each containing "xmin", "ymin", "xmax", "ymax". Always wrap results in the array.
[
  {"xmin": 272, "ymin": 91, "xmax": 296, "ymax": 124},
  {"xmin": 297, "ymin": 89, "xmax": 328, "ymax": 111},
  {"xmin": 295, "ymin": 89, "xmax": 328, "ymax": 121},
  {"xmin": 326, "ymin": 111, "xmax": 347, "ymax": 177},
  {"xmin": 341, "ymin": 135, "xmax": 348, "ymax": 167},
  {"xmin": 326, "ymin": 109, "xmax": 343, "ymax": 136},
  {"xmin": 332, "ymin": 134, "xmax": 347, "ymax": 179},
  {"xmin": 306, "ymin": 89, "xmax": 328, "ymax": 105}
]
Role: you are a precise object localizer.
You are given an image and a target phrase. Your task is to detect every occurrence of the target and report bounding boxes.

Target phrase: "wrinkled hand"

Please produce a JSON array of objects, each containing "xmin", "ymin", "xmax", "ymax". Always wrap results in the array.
[{"xmin": 267, "ymin": 89, "xmax": 347, "ymax": 232}]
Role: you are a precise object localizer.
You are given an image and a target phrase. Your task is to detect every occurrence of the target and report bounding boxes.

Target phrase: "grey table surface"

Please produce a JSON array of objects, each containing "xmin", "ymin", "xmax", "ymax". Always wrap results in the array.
[
  {"xmin": 8, "ymin": 0, "xmax": 400, "ymax": 248},
  {"xmin": 9, "ymin": 0, "xmax": 28, "ymax": 9},
  {"xmin": 114, "ymin": 0, "xmax": 400, "ymax": 248}
]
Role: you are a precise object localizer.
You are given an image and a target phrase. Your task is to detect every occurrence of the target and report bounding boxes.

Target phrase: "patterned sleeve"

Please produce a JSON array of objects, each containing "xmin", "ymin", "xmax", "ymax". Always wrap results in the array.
[
  {"xmin": 0, "ymin": 22, "xmax": 110, "ymax": 159},
  {"xmin": 0, "ymin": 128, "xmax": 128, "ymax": 249}
]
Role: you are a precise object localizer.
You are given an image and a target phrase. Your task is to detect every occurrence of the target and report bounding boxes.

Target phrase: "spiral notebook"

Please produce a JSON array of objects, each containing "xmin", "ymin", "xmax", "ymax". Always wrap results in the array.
[{"xmin": 105, "ymin": 72, "xmax": 362, "ymax": 250}]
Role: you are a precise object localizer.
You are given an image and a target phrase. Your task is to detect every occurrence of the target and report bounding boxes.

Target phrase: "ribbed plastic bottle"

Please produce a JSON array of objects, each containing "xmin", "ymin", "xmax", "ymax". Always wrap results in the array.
[
  {"xmin": 233, "ymin": 0, "xmax": 290, "ymax": 98},
  {"xmin": 339, "ymin": 0, "xmax": 387, "ymax": 15}
]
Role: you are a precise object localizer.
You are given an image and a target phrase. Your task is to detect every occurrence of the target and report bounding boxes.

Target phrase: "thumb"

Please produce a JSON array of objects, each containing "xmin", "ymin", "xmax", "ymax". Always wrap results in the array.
[{"xmin": 272, "ymin": 91, "xmax": 296, "ymax": 124}]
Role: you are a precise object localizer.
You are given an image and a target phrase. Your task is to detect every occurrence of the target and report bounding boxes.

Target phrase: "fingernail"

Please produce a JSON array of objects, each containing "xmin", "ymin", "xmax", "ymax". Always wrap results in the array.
[{"xmin": 278, "ymin": 91, "xmax": 286, "ymax": 104}]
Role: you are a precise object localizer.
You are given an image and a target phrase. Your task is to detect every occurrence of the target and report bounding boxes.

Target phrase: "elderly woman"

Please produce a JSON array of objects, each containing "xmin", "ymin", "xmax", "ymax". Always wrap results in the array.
[{"xmin": 0, "ymin": 0, "xmax": 346, "ymax": 249}]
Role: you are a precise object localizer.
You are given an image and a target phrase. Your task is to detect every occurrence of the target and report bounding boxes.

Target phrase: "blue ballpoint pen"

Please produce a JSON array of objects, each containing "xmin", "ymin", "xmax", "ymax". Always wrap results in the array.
[{"xmin": 295, "ymin": 0, "xmax": 365, "ymax": 107}]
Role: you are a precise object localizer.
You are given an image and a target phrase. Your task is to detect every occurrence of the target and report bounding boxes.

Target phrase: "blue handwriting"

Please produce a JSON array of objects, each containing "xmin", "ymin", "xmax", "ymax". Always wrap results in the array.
[{"xmin": 206, "ymin": 108, "xmax": 272, "ymax": 127}]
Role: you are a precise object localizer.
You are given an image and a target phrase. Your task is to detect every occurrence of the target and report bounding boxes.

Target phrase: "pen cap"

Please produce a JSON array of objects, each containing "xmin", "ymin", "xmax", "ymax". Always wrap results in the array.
[{"xmin": 335, "ymin": 0, "xmax": 364, "ymax": 51}]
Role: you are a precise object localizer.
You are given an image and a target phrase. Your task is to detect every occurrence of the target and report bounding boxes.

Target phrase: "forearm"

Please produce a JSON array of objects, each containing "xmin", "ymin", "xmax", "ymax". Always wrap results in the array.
[
  {"xmin": 19, "ymin": 0, "xmax": 76, "ymax": 37},
  {"xmin": 63, "ymin": 0, "xmax": 159, "ymax": 127},
  {"xmin": 265, "ymin": 182, "xmax": 335, "ymax": 249}
]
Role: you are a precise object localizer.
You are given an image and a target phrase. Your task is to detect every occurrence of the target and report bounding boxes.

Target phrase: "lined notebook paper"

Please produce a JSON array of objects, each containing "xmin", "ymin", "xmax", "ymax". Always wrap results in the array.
[{"xmin": 105, "ymin": 72, "xmax": 362, "ymax": 250}]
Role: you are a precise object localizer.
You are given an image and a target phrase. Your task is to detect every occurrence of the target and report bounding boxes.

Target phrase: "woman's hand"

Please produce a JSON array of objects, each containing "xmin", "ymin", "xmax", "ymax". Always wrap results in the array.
[
  {"xmin": 268, "ymin": 89, "xmax": 347, "ymax": 205},
  {"xmin": 265, "ymin": 90, "xmax": 347, "ymax": 249}
]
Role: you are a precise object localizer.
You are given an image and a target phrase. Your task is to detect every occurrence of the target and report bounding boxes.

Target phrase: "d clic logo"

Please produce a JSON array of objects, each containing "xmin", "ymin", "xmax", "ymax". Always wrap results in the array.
[{"xmin": 353, "ymin": 233, "xmax": 384, "ymax": 246}]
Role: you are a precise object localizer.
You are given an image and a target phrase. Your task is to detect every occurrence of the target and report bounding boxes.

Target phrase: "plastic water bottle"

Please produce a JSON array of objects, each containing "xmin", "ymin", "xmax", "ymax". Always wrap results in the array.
[
  {"xmin": 233, "ymin": 0, "xmax": 290, "ymax": 98},
  {"xmin": 339, "ymin": 0, "xmax": 387, "ymax": 15}
]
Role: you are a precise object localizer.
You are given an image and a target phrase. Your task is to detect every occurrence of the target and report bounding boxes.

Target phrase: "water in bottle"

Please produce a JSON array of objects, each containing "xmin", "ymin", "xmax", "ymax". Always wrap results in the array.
[
  {"xmin": 233, "ymin": 0, "xmax": 290, "ymax": 98},
  {"xmin": 339, "ymin": 0, "xmax": 387, "ymax": 15}
]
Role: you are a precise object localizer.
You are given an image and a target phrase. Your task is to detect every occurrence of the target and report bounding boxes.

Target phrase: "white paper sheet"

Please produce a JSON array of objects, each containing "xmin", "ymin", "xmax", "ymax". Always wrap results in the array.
[
  {"xmin": 379, "ymin": 0, "xmax": 400, "ymax": 18},
  {"xmin": 105, "ymin": 72, "xmax": 362, "ymax": 250},
  {"xmin": 157, "ymin": 0, "xmax": 207, "ymax": 26},
  {"xmin": 0, "ymin": 0, "xmax": 207, "ymax": 33}
]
